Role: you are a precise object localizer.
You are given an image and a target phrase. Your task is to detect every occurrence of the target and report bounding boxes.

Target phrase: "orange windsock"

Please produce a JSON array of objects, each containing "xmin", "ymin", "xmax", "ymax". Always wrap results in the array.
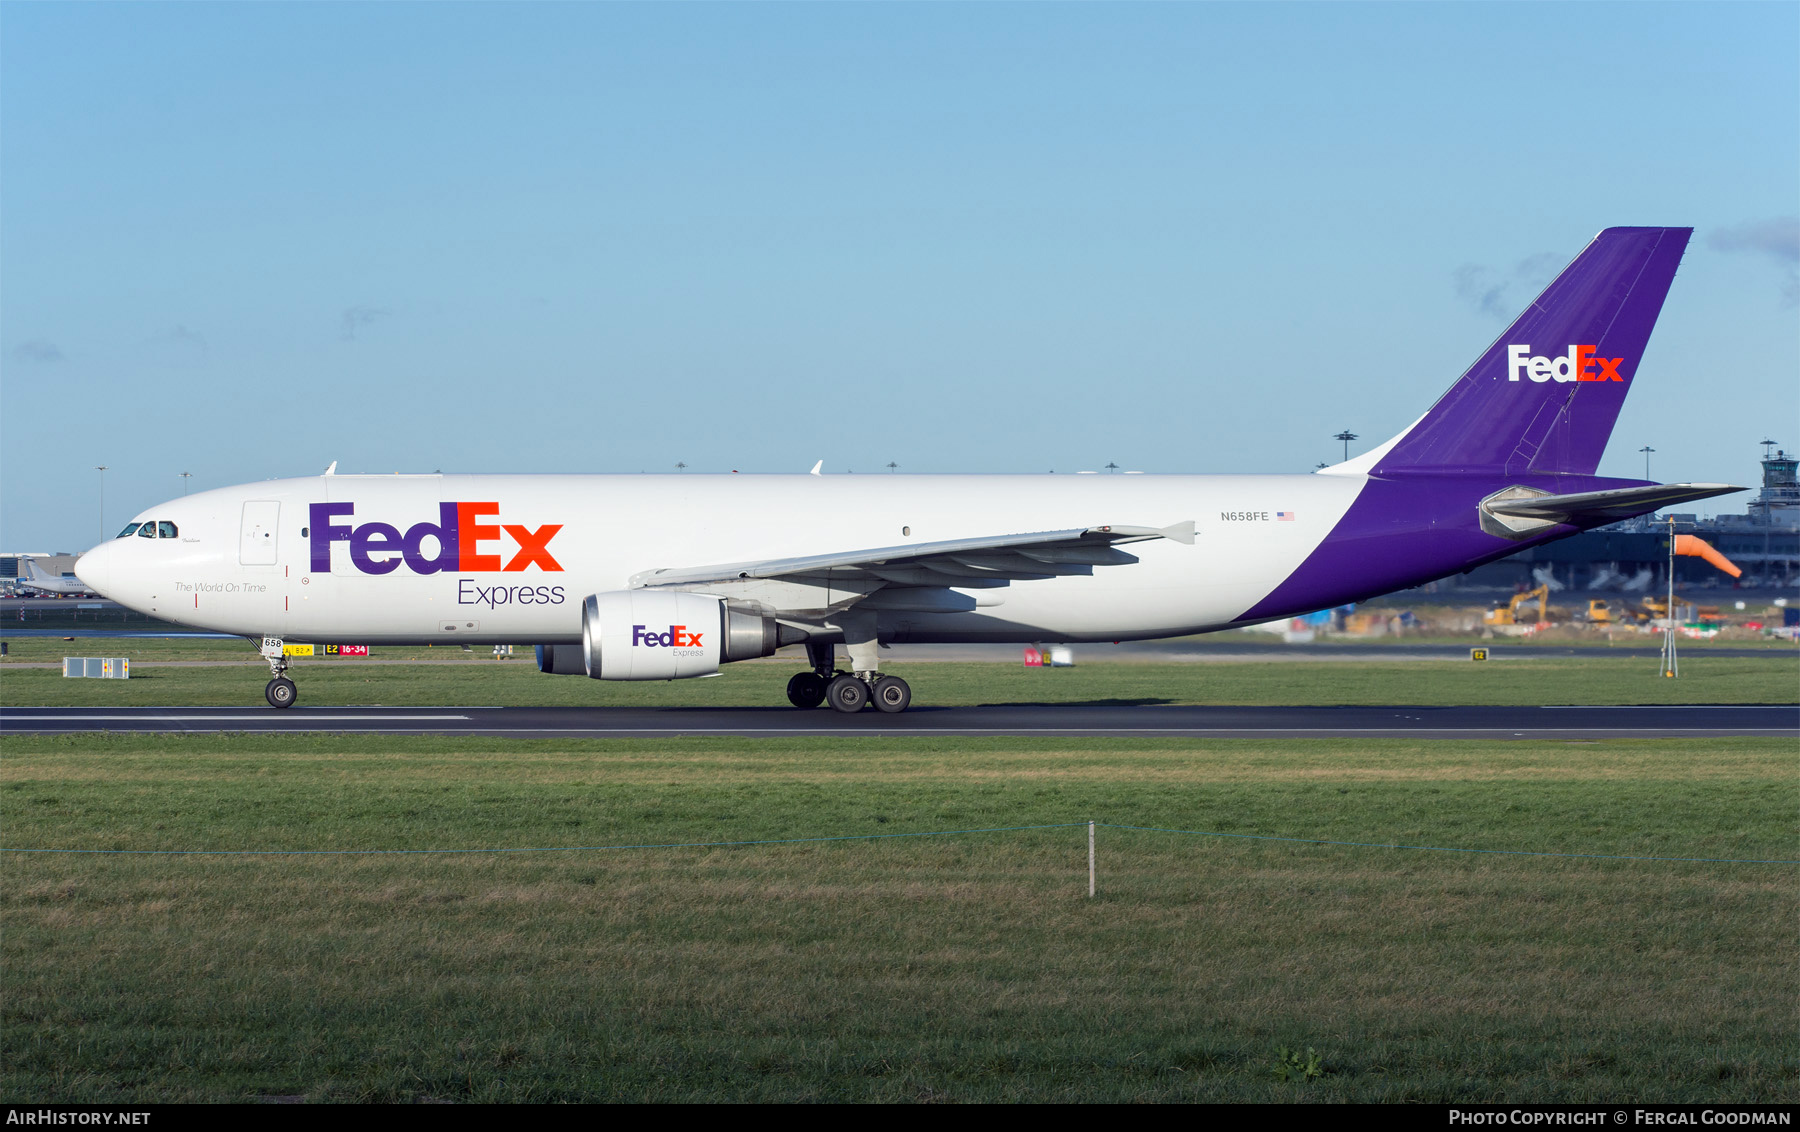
[{"xmin": 1673, "ymin": 534, "xmax": 1741, "ymax": 578}]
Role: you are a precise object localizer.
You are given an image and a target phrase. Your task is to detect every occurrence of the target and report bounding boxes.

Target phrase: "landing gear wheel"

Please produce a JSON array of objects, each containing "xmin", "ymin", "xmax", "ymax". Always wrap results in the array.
[
  {"xmin": 787, "ymin": 671, "xmax": 828, "ymax": 709},
  {"xmin": 265, "ymin": 677, "xmax": 298, "ymax": 709},
  {"xmin": 872, "ymin": 675, "xmax": 911, "ymax": 714},
  {"xmin": 826, "ymin": 674, "xmax": 869, "ymax": 714}
]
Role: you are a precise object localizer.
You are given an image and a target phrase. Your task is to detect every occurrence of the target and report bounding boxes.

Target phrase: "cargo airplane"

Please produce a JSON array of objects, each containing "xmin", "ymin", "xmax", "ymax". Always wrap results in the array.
[{"xmin": 76, "ymin": 227, "xmax": 1740, "ymax": 711}]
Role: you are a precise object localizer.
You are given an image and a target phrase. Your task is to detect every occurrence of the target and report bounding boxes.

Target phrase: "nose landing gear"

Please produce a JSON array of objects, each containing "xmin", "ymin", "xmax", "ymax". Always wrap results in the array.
[
  {"xmin": 259, "ymin": 637, "xmax": 297, "ymax": 709},
  {"xmin": 266, "ymin": 676, "xmax": 298, "ymax": 708}
]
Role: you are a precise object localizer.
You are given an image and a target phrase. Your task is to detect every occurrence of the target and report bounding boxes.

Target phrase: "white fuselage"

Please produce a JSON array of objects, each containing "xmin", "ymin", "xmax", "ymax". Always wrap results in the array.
[{"xmin": 77, "ymin": 472, "xmax": 1368, "ymax": 645}]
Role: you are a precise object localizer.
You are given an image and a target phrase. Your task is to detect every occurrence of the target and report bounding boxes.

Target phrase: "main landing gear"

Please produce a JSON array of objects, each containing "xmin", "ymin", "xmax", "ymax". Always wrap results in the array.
[
  {"xmin": 260, "ymin": 637, "xmax": 297, "ymax": 709},
  {"xmin": 788, "ymin": 641, "xmax": 911, "ymax": 714},
  {"xmin": 786, "ymin": 670, "xmax": 829, "ymax": 709}
]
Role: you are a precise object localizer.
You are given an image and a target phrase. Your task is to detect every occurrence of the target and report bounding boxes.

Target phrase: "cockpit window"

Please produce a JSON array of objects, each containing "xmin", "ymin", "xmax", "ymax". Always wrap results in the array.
[
  {"xmin": 137, "ymin": 523, "xmax": 156, "ymax": 539},
  {"xmin": 158, "ymin": 521, "xmax": 178, "ymax": 539},
  {"xmin": 116, "ymin": 523, "xmax": 142, "ymax": 538}
]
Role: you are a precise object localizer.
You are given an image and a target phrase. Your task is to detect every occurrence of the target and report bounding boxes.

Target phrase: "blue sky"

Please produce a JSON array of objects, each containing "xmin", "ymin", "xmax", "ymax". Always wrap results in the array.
[{"xmin": 4, "ymin": 2, "xmax": 1795, "ymax": 551}]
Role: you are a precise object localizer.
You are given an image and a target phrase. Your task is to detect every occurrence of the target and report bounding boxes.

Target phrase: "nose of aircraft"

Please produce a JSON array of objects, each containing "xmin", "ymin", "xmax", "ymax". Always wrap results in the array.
[{"xmin": 75, "ymin": 542, "xmax": 112, "ymax": 597}]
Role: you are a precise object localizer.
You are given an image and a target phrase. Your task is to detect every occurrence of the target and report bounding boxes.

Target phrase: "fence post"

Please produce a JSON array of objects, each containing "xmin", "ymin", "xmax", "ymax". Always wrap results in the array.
[{"xmin": 1088, "ymin": 821, "xmax": 1095, "ymax": 898}]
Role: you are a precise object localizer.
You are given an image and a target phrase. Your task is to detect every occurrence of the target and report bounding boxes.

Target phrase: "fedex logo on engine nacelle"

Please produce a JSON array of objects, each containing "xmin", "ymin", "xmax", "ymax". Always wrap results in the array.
[
  {"xmin": 1506, "ymin": 344, "xmax": 1625, "ymax": 384},
  {"xmin": 632, "ymin": 624, "xmax": 704, "ymax": 648},
  {"xmin": 310, "ymin": 502, "xmax": 564, "ymax": 575}
]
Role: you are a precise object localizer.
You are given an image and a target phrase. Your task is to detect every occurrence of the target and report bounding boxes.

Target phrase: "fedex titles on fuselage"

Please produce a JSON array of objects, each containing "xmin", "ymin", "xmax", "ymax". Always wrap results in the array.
[
  {"xmin": 1506, "ymin": 344, "xmax": 1624, "ymax": 383},
  {"xmin": 310, "ymin": 501, "xmax": 566, "ymax": 609}
]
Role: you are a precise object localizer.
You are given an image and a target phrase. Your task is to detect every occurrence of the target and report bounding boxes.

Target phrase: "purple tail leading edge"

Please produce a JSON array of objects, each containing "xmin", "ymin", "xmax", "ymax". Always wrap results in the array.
[{"xmin": 1375, "ymin": 226, "xmax": 1690, "ymax": 477}]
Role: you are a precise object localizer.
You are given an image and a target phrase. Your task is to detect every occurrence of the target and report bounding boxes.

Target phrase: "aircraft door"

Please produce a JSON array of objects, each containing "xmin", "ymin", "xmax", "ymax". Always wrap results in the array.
[{"xmin": 240, "ymin": 501, "xmax": 281, "ymax": 565}]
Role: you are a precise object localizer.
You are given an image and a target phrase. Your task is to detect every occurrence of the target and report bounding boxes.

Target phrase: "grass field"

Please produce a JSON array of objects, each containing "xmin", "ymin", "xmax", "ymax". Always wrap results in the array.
[
  {"xmin": 3, "ymin": 732, "xmax": 1795, "ymax": 1103},
  {"xmin": 2, "ymin": 639, "xmax": 1796, "ymax": 709}
]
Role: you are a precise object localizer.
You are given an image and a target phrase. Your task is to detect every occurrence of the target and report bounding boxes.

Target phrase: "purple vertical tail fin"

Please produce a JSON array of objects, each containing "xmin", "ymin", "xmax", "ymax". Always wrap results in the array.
[{"xmin": 1372, "ymin": 226, "xmax": 1690, "ymax": 477}]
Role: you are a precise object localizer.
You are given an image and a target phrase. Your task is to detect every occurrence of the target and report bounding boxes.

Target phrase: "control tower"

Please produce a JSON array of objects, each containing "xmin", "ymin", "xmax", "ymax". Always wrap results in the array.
[{"xmin": 1746, "ymin": 443, "xmax": 1800, "ymax": 528}]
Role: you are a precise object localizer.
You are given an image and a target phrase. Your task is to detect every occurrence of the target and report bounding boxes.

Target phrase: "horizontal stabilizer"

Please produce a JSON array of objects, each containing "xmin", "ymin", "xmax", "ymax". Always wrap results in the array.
[{"xmin": 1480, "ymin": 482, "xmax": 1743, "ymax": 539}]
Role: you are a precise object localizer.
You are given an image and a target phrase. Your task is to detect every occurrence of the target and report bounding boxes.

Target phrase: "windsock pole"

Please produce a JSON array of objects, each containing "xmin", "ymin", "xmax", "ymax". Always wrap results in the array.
[{"xmin": 1662, "ymin": 517, "xmax": 1679, "ymax": 678}]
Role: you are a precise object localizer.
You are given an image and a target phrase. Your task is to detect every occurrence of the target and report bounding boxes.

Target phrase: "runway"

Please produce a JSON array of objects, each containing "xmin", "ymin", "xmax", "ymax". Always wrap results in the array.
[{"xmin": 3, "ymin": 703, "xmax": 1793, "ymax": 739}]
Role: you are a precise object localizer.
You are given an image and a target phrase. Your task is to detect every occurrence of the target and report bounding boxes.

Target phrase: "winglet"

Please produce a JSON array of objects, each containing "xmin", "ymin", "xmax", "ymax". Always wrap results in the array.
[
  {"xmin": 809, "ymin": 460, "xmax": 823, "ymax": 476},
  {"xmin": 323, "ymin": 461, "xmax": 338, "ymax": 476},
  {"xmin": 1091, "ymin": 521, "xmax": 1197, "ymax": 545}
]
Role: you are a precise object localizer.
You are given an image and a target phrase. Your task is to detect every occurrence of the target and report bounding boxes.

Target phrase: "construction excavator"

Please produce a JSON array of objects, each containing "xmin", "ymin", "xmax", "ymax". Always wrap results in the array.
[{"xmin": 1484, "ymin": 584, "xmax": 1562, "ymax": 627}]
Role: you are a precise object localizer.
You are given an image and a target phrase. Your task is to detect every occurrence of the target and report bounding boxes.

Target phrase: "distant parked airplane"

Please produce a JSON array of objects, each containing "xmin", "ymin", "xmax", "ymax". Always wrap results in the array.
[
  {"xmin": 15, "ymin": 557, "xmax": 93, "ymax": 597},
  {"xmin": 76, "ymin": 227, "xmax": 1741, "ymax": 711}
]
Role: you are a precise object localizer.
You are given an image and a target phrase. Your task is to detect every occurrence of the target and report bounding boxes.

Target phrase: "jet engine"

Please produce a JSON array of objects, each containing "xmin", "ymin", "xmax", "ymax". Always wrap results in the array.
[
  {"xmin": 562, "ymin": 590, "xmax": 805, "ymax": 680},
  {"xmin": 535, "ymin": 643, "xmax": 588, "ymax": 675}
]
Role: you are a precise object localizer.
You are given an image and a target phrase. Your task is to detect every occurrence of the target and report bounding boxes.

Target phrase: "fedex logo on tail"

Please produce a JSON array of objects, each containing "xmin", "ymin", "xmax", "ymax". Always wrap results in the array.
[
  {"xmin": 310, "ymin": 502, "xmax": 563, "ymax": 575},
  {"xmin": 1506, "ymin": 345, "xmax": 1625, "ymax": 384}
]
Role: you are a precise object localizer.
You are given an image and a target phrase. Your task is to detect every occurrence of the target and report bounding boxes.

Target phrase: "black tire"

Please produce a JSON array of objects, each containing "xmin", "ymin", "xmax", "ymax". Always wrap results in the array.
[
  {"xmin": 786, "ymin": 671, "xmax": 828, "ymax": 709},
  {"xmin": 872, "ymin": 675, "xmax": 911, "ymax": 713},
  {"xmin": 826, "ymin": 674, "xmax": 869, "ymax": 714},
  {"xmin": 265, "ymin": 677, "xmax": 297, "ymax": 709}
]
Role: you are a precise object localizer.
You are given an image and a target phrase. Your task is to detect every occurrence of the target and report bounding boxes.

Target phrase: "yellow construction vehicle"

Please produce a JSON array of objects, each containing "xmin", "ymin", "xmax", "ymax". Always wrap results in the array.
[
  {"xmin": 1641, "ymin": 594, "xmax": 1724, "ymax": 625},
  {"xmin": 1484, "ymin": 584, "xmax": 1560, "ymax": 626}
]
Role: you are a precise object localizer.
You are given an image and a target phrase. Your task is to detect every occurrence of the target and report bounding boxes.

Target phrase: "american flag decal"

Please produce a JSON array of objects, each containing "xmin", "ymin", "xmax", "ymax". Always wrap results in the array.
[{"xmin": 1276, "ymin": 511, "xmax": 1296, "ymax": 521}]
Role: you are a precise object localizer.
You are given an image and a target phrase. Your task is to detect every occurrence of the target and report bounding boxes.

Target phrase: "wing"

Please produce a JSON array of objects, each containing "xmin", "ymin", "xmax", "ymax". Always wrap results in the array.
[{"xmin": 628, "ymin": 521, "xmax": 1196, "ymax": 616}]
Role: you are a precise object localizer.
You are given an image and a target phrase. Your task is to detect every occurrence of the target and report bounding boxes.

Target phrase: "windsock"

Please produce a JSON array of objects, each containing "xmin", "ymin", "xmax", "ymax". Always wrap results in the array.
[{"xmin": 1673, "ymin": 535, "xmax": 1741, "ymax": 578}]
